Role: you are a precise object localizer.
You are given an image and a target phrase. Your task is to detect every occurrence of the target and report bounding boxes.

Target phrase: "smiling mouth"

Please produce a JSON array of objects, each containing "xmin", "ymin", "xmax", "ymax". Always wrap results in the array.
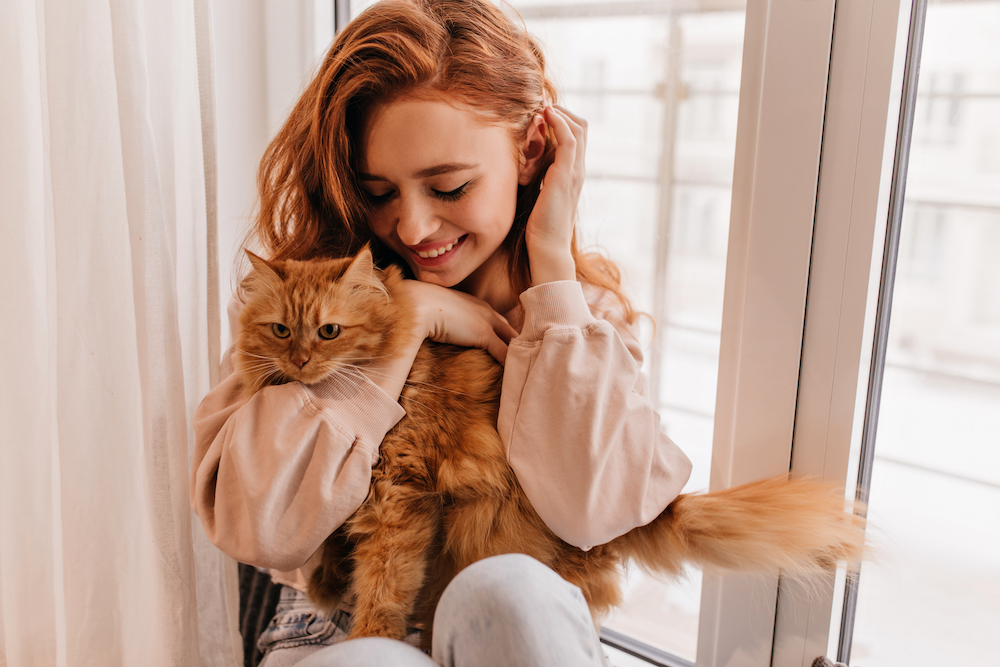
[
  {"xmin": 416, "ymin": 241, "xmax": 456, "ymax": 258},
  {"xmin": 411, "ymin": 235, "xmax": 467, "ymax": 260}
]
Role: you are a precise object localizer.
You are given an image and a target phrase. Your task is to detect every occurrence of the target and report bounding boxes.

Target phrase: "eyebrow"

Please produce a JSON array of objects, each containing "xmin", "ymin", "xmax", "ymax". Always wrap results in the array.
[{"xmin": 359, "ymin": 162, "xmax": 477, "ymax": 181}]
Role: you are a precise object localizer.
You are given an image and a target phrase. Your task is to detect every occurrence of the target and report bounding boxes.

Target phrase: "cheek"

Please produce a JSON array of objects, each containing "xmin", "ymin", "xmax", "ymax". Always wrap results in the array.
[
  {"xmin": 368, "ymin": 210, "xmax": 402, "ymax": 249},
  {"xmin": 473, "ymin": 183, "xmax": 518, "ymax": 235},
  {"xmin": 247, "ymin": 328, "xmax": 283, "ymax": 353}
]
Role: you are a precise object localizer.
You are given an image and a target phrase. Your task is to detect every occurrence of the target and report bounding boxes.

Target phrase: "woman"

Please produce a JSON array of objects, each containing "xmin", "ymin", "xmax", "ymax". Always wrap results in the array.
[{"xmin": 191, "ymin": 0, "xmax": 692, "ymax": 664}]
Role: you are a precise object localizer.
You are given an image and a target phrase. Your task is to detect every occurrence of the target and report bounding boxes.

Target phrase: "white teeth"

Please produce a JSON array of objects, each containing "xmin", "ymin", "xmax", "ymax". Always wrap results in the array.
[{"xmin": 417, "ymin": 241, "xmax": 456, "ymax": 259}]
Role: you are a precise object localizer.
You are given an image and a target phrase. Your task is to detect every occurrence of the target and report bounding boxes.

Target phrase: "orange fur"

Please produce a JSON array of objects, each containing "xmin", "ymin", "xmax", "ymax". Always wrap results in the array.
[{"xmin": 235, "ymin": 249, "xmax": 866, "ymax": 648}]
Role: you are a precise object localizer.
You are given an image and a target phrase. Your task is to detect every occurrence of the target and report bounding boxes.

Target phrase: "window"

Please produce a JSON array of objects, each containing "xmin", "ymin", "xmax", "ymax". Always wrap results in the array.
[{"xmin": 833, "ymin": 1, "xmax": 1000, "ymax": 664}]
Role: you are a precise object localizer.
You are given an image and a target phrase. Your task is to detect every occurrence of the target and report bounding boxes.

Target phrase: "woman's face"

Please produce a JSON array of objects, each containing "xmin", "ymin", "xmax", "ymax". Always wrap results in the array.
[{"xmin": 359, "ymin": 98, "xmax": 528, "ymax": 301}]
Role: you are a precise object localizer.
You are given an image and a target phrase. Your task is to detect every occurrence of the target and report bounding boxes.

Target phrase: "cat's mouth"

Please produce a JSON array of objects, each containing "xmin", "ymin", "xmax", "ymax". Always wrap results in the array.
[
  {"xmin": 408, "ymin": 235, "xmax": 467, "ymax": 266},
  {"xmin": 284, "ymin": 363, "xmax": 332, "ymax": 385}
]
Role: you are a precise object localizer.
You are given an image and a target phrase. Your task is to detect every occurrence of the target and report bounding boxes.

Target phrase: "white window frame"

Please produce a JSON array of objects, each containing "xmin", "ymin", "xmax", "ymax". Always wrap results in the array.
[
  {"xmin": 215, "ymin": 0, "xmax": 915, "ymax": 664},
  {"xmin": 703, "ymin": 0, "xmax": 910, "ymax": 664}
]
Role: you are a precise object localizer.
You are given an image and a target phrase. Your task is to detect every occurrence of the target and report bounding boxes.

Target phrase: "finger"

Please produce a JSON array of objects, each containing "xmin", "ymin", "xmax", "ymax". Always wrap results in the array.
[
  {"xmin": 461, "ymin": 294, "xmax": 518, "ymax": 343},
  {"xmin": 550, "ymin": 107, "xmax": 587, "ymax": 176},
  {"xmin": 552, "ymin": 104, "xmax": 588, "ymax": 130},
  {"xmin": 498, "ymin": 322, "xmax": 518, "ymax": 344},
  {"xmin": 545, "ymin": 107, "xmax": 587, "ymax": 179},
  {"xmin": 551, "ymin": 105, "xmax": 588, "ymax": 142},
  {"xmin": 545, "ymin": 106, "xmax": 577, "ymax": 148},
  {"xmin": 493, "ymin": 314, "xmax": 519, "ymax": 343},
  {"xmin": 486, "ymin": 335, "xmax": 508, "ymax": 366},
  {"xmin": 544, "ymin": 108, "xmax": 579, "ymax": 172}
]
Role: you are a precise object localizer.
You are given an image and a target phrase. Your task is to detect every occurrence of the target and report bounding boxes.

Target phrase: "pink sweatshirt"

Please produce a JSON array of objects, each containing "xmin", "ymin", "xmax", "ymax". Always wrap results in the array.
[{"xmin": 190, "ymin": 280, "xmax": 691, "ymax": 586}]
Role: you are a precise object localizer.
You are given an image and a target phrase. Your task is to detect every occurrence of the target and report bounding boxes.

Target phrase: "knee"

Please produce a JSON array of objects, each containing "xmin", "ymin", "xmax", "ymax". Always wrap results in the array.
[
  {"xmin": 440, "ymin": 553, "xmax": 582, "ymax": 614},
  {"xmin": 433, "ymin": 555, "xmax": 605, "ymax": 666},
  {"xmin": 296, "ymin": 637, "xmax": 429, "ymax": 667}
]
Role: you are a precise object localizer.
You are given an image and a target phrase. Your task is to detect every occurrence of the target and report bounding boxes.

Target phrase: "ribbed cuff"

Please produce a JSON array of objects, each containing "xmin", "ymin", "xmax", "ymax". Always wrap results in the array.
[
  {"xmin": 306, "ymin": 368, "xmax": 406, "ymax": 448},
  {"xmin": 517, "ymin": 280, "xmax": 597, "ymax": 342}
]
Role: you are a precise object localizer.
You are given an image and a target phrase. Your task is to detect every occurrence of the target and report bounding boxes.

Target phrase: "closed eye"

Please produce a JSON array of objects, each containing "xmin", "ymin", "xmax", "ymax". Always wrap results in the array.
[
  {"xmin": 363, "ymin": 189, "xmax": 395, "ymax": 206},
  {"xmin": 362, "ymin": 180, "xmax": 470, "ymax": 206},
  {"xmin": 433, "ymin": 181, "xmax": 469, "ymax": 202}
]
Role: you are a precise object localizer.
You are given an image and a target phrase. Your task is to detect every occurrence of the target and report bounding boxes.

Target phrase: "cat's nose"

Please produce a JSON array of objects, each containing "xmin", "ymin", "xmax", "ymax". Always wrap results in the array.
[{"xmin": 292, "ymin": 354, "xmax": 311, "ymax": 369}]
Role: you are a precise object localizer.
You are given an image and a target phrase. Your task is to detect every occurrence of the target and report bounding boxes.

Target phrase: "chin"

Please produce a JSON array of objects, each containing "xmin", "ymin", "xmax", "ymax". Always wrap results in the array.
[{"xmin": 414, "ymin": 267, "xmax": 468, "ymax": 289}]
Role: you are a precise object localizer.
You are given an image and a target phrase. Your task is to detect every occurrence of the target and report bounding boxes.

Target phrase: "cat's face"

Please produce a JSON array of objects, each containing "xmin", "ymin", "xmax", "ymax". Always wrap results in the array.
[{"xmin": 236, "ymin": 248, "xmax": 402, "ymax": 390}]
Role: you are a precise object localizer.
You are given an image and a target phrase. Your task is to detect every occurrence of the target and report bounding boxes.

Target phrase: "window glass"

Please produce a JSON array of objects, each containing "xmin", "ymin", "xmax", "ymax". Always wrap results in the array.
[{"xmin": 844, "ymin": 1, "xmax": 1000, "ymax": 663}]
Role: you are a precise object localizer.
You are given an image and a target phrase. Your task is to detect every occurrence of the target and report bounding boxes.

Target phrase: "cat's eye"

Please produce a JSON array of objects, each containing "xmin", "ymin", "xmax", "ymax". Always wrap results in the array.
[
  {"xmin": 318, "ymin": 324, "xmax": 341, "ymax": 340},
  {"xmin": 271, "ymin": 323, "xmax": 290, "ymax": 338}
]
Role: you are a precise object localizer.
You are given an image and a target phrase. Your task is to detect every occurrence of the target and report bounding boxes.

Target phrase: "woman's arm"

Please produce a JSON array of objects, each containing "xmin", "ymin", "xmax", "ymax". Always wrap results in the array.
[
  {"xmin": 190, "ymin": 362, "xmax": 407, "ymax": 571},
  {"xmin": 190, "ymin": 295, "xmax": 417, "ymax": 571},
  {"xmin": 191, "ymin": 284, "xmax": 514, "ymax": 570},
  {"xmin": 498, "ymin": 280, "xmax": 693, "ymax": 550}
]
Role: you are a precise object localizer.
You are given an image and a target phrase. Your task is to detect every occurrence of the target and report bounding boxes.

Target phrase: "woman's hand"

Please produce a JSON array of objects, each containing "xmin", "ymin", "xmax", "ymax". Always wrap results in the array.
[
  {"xmin": 400, "ymin": 279, "xmax": 519, "ymax": 365},
  {"xmin": 525, "ymin": 105, "xmax": 587, "ymax": 286},
  {"xmin": 359, "ymin": 280, "xmax": 514, "ymax": 399}
]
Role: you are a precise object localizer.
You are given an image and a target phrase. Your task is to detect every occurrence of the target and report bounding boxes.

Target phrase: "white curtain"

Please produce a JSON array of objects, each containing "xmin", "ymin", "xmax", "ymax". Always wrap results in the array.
[{"xmin": 0, "ymin": 0, "xmax": 241, "ymax": 665}]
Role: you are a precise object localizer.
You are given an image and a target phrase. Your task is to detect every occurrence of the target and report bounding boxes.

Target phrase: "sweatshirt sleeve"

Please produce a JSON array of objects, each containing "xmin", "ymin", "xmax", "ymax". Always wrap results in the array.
[
  {"xmin": 190, "ymin": 331, "xmax": 405, "ymax": 572},
  {"xmin": 498, "ymin": 280, "xmax": 693, "ymax": 550}
]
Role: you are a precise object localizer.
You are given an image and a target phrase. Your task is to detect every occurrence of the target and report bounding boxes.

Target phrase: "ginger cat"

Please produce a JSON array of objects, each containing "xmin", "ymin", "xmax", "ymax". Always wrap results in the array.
[{"xmin": 234, "ymin": 247, "xmax": 865, "ymax": 647}]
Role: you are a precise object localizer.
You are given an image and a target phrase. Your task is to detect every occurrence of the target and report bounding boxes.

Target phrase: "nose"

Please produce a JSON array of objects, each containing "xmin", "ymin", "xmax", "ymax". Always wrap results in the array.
[
  {"xmin": 395, "ymin": 193, "xmax": 441, "ymax": 247},
  {"xmin": 291, "ymin": 351, "xmax": 311, "ymax": 369}
]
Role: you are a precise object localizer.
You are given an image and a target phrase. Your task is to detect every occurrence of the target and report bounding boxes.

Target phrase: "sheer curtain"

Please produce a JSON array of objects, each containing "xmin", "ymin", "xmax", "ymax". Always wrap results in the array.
[{"xmin": 0, "ymin": 0, "xmax": 240, "ymax": 665}]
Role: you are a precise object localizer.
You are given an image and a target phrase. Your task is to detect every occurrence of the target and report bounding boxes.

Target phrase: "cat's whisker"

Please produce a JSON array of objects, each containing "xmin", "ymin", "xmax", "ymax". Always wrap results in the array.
[
  {"xmin": 251, "ymin": 367, "xmax": 282, "ymax": 382},
  {"xmin": 402, "ymin": 379, "xmax": 474, "ymax": 397},
  {"xmin": 322, "ymin": 365, "xmax": 446, "ymax": 410},
  {"xmin": 396, "ymin": 396, "xmax": 445, "ymax": 419},
  {"xmin": 251, "ymin": 366, "xmax": 286, "ymax": 388},
  {"xmin": 320, "ymin": 367, "xmax": 455, "ymax": 408},
  {"xmin": 356, "ymin": 368, "xmax": 454, "ymax": 394},
  {"xmin": 235, "ymin": 348, "xmax": 278, "ymax": 361},
  {"xmin": 359, "ymin": 367, "xmax": 475, "ymax": 397},
  {"xmin": 337, "ymin": 353, "xmax": 397, "ymax": 363},
  {"xmin": 314, "ymin": 369, "xmax": 391, "ymax": 400},
  {"xmin": 318, "ymin": 366, "xmax": 361, "ymax": 385},
  {"xmin": 240, "ymin": 361, "xmax": 281, "ymax": 374},
  {"xmin": 241, "ymin": 367, "xmax": 279, "ymax": 379},
  {"xmin": 238, "ymin": 357, "xmax": 278, "ymax": 368}
]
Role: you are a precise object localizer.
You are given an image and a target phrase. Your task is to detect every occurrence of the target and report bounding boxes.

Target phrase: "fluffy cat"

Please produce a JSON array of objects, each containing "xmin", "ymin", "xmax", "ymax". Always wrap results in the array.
[{"xmin": 234, "ymin": 247, "xmax": 865, "ymax": 647}]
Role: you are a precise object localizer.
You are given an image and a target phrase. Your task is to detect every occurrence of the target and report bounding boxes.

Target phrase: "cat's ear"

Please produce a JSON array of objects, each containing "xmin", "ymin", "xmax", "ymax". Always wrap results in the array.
[
  {"xmin": 342, "ymin": 245, "xmax": 389, "ymax": 300},
  {"xmin": 245, "ymin": 250, "xmax": 283, "ymax": 281}
]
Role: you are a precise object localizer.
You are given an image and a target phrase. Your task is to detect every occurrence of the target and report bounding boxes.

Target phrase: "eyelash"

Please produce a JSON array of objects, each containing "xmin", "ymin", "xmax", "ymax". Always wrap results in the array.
[
  {"xmin": 434, "ymin": 182, "xmax": 469, "ymax": 201},
  {"xmin": 364, "ymin": 182, "xmax": 470, "ymax": 206}
]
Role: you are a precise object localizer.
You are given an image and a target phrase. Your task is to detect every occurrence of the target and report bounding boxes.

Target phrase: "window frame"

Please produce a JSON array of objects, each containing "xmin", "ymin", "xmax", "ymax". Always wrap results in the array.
[
  {"xmin": 696, "ymin": 0, "xmax": 841, "ymax": 661},
  {"xmin": 704, "ymin": 0, "xmax": 909, "ymax": 664}
]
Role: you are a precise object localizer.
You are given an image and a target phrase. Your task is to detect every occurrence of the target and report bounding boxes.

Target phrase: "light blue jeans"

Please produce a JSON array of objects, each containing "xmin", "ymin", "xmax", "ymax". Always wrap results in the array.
[{"xmin": 259, "ymin": 553, "xmax": 611, "ymax": 667}]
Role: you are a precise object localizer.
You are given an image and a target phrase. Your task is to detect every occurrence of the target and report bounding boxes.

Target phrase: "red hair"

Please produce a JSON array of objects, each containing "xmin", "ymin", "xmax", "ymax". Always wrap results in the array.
[{"xmin": 251, "ymin": 0, "xmax": 635, "ymax": 321}]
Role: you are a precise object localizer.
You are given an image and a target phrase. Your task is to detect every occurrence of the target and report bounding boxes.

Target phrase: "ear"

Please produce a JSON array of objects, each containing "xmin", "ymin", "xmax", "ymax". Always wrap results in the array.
[
  {"xmin": 518, "ymin": 113, "xmax": 547, "ymax": 186},
  {"xmin": 342, "ymin": 245, "xmax": 389, "ymax": 299},
  {"xmin": 245, "ymin": 250, "xmax": 282, "ymax": 281}
]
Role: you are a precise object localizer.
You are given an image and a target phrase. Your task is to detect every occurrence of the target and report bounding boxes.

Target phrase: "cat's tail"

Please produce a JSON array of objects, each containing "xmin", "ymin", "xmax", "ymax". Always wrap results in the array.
[{"xmin": 610, "ymin": 476, "xmax": 866, "ymax": 578}]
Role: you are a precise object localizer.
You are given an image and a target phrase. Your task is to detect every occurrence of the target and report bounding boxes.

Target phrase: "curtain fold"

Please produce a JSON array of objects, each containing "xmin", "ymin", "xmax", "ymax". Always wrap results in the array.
[{"xmin": 0, "ymin": 0, "xmax": 240, "ymax": 665}]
